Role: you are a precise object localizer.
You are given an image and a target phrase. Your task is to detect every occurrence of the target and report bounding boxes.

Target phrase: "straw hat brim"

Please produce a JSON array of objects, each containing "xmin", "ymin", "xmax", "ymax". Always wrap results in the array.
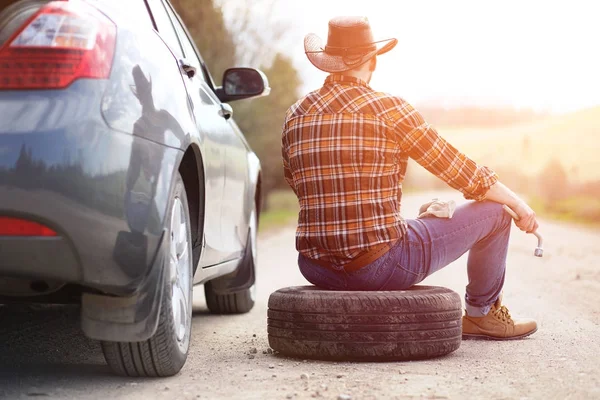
[{"xmin": 304, "ymin": 33, "xmax": 398, "ymax": 73}]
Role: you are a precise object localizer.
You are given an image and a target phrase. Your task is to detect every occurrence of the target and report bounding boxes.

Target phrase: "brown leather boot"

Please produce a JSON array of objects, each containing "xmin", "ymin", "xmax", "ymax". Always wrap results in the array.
[{"xmin": 462, "ymin": 297, "xmax": 537, "ymax": 340}]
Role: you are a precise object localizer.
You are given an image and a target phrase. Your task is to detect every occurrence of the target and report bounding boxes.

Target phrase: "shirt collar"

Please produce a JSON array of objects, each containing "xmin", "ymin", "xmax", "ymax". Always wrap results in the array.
[{"xmin": 325, "ymin": 74, "xmax": 372, "ymax": 89}]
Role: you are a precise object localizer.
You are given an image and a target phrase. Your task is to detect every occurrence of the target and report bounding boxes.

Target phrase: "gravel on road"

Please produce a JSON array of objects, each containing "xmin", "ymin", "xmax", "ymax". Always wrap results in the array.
[{"xmin": 0, "ymin": 193, "xmax": 599, "ymax": 400}]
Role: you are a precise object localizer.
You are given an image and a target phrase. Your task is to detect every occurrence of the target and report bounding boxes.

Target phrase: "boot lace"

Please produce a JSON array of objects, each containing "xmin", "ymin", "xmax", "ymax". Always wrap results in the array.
[{"xmin": 493, "ymin": 305, "xmax": 513, "ymax": 323}]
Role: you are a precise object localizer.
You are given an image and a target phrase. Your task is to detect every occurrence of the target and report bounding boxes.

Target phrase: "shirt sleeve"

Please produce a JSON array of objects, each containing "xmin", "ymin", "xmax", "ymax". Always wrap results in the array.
[
  {"xmin": 282, "ymin": 150, "xmax": 296, "ymax": 194},
  {"xmin": 386, "ymin": 101, "xmax": 498, "ymax": 201},
  {"xmin": 281, "ymin": 125, "xmax": 297, "ymax": 195}
]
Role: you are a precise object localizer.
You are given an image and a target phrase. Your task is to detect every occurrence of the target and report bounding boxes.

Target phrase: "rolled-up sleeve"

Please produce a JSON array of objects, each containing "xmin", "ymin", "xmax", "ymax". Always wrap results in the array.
[{"xmin": 386, "ymin": 101, "xmax": 498, "ymax": 201}]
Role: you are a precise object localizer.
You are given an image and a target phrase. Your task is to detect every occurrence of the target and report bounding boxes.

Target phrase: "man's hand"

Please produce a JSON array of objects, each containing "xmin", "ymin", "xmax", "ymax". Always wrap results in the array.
[
  {"xmin": 512, "ymin": 201, "xmax": 539, "ymax": 234},
  {"xmin": 484, "ymin": 181, "xmax": 540, "ymax": 234}
]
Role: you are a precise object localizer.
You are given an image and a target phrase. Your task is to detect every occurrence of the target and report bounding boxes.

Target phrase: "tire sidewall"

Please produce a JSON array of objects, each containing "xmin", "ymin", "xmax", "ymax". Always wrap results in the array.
[
  {"xmin": 160, "ymin": 173, "xmax": 193, "ymax": 363},
  {"xmin": 267, "ymin": 286, "xmax": 462, "ymax": 361}
]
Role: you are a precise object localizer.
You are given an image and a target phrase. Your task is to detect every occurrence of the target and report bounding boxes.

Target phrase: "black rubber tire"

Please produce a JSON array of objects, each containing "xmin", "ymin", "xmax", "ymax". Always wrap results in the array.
[
  {"xmin": 101, "ymin": 173, "xmax": 193, "ymax": 377},
  {"xmin": 204, "ymin": 201, "xmax": 257, "ymax": 315},
  {"xmin": 205, "ymin": 281, "xmax": 254, "ymax": 314},
  {"xmin": 268, "ymin": 285, "xmax": 462, "ymax": 361}
]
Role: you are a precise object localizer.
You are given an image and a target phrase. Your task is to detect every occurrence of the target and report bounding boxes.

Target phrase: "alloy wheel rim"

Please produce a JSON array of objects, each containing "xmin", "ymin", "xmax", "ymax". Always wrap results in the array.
[{"xmin": 169, "ymin": 197, "xmax": 191, "ymax": 349}]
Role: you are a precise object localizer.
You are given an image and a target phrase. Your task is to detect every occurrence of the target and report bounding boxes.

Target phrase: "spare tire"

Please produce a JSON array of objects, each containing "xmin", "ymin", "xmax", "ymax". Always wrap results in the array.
[{"xmin": 267, "ymin": 286, "xmax": 462, "ymax": 361}]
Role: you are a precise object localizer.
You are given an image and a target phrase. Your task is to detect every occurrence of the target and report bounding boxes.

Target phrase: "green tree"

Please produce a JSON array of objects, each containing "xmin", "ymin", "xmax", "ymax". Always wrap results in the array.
[
  {"xmin": 171, "ymin": 0, "xmax": 302, "ymax": 207},
  {"xmin": 234, "ymin": 54, "xmax": 302, "ymax": 202},
  {"xmin": 170, "ymin": 0, "xmax": 236, "ymax": 83},
  {"xmin": 538, "ymin": 158, "xmax": 569, "ymax": 207}
]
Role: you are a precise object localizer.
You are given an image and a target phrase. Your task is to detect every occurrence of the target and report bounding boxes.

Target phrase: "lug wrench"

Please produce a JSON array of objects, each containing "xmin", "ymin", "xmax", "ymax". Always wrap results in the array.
[{"xmin": 503, "ymin": 205, "xmax": 544, "ymax": 257}]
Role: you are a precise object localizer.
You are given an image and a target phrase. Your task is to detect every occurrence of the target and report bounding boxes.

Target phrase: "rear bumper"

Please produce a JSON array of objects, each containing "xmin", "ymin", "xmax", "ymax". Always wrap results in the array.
[
  {"xmin": 0, "ymin": 236, "xmax": 81, "ymax": 283},
  {"xmin": 0, "ymin": 81, "xmax": 182, "ymax": 296}
]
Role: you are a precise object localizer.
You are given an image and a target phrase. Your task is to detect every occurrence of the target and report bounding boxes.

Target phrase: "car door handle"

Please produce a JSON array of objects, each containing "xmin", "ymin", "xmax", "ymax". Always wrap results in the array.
[
  {"xmin": 179, "ymin": 59, "xmax": 196, "ymax": 79},
  {"xmin": 219, "ymin": 103, "xmax": 233, "ymax": 120}
]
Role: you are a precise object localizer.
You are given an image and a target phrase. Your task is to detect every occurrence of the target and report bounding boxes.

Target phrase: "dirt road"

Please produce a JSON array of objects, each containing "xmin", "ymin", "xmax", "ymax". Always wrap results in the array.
[{"xmin": 1, "ymin": 193, "xmax": 599, "ymax": 400}]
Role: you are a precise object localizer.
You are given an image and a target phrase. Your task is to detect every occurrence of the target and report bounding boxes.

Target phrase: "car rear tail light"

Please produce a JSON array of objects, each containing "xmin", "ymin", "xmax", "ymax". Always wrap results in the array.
[
  {"xmin": 0, "ymin": 217, "xmax": 57, "ymax": 237},
  {"xmin": 0, "ymin": 0, "xmax": 116, "ymax": 90}
]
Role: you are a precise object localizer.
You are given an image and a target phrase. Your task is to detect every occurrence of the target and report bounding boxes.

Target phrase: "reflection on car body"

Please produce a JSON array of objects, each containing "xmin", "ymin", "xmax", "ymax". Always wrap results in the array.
[{"xmin": 0, "ymin": 0, "xmax": 270, "ymax": 377}]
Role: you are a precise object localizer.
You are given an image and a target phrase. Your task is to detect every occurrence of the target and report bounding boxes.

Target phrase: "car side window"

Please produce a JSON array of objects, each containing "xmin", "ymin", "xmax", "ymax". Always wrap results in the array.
[
  {"xmin": 145, "ymin": 0, "xmax": 184, "ymax": 59},
  {"xmin": 197, "ymin": 85, "xmax": 218, "ymax": 105},
  {"xmin": 161, "ymin": 1, "xmax": 209, "ymax": 84}
]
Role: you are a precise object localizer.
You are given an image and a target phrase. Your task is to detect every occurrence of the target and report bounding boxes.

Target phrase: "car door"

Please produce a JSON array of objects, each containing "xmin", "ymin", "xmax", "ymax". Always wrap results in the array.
[
  {"xmin": 159, "ymin": 0, "xmax": 244, "ymax": 265},
  {"xmin": 145, "ymin": 0, "xmax": 229, "ymax": 267},
  {"xmin": 191, "ymin": 66, "xmax": 249, "ymax": 261},
  {"xmin": 219, "ymin": 117, "xmax": 252, "ymax": 253}
]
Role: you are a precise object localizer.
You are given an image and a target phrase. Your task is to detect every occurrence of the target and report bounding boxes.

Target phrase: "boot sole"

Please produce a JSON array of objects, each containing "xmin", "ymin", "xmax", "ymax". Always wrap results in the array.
[{"xmin": 462, "ymin": 326, "xmax": 538, "ymax": 341}]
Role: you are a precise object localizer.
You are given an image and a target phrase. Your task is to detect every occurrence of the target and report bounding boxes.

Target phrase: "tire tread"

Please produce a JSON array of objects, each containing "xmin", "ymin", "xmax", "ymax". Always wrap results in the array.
[
  {"xmin": 205, "ymin": 282, "xmax": 254, "ymax": 315},
  {"xmin": 267, "ymin": 285, "xmax": 462, "ymax": 361},
  {"xmin": 101, "ymin": 173, "xmax": 192, "ymax": 377}
]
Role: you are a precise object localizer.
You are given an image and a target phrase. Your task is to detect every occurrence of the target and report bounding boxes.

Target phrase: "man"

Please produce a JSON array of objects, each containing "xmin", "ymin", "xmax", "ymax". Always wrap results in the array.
[{"xmin": 281, "ymin": 16, "xmax": 539, "ymax": 340}]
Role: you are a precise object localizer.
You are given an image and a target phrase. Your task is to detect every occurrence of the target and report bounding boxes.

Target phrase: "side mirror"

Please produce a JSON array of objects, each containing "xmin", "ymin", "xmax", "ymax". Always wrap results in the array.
[{"xmin": 216, "ymin": 68, "xmax": 271, "ymax": 103}]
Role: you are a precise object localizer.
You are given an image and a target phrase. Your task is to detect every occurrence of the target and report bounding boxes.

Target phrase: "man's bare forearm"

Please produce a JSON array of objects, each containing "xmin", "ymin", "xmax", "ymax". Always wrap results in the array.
[
  {"xmin": 484, "ymin": 181, "xmax": 522, "ymax": 209},
  {"xmin": 484, "ymin": 181, "xmax": 539, "ymax": 233}
]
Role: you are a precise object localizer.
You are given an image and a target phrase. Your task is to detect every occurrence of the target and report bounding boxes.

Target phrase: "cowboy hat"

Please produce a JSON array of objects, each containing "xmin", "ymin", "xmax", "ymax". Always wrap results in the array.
[{"xmin": 304, "ymin": 16, "xmax": 397, "ymax": 73}]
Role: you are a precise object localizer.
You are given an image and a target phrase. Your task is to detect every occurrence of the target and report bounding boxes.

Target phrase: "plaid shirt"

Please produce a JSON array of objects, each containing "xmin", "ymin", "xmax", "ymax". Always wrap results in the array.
[{"xmin": 282, "ymin": 75, "xmax": 498, "ymax": 265}]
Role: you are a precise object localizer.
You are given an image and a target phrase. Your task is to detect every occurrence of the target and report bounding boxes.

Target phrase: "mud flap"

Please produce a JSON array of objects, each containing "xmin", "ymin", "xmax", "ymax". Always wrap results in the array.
[
  {"xmin": 81, "ymin": 230, "xmax": 166, "ymax": 342},
  {"xmin": 206, "ymin": 230, "xmax": 255, "ymax": 295}
]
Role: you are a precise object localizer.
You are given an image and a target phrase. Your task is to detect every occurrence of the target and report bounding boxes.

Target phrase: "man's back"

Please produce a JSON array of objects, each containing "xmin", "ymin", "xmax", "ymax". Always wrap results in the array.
[{"xmin": 282, "ymin": 75, "xmax": 411, "ymax": 265}]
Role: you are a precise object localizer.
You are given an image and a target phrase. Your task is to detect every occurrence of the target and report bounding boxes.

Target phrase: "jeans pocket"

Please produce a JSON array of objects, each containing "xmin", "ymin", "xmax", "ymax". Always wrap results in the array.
[
  {"xmin": 397, "ymin": 263, "xmax": 429, "ymax": 285},
  {"xmin": 377, "ymin": 240, "xmax": 426, "ymax": 289},
  {"xmin": 395, "ymin": 264, "xmax": 424, "ymax": 278},
  {"xmin": 345, "ymin": 251, "xmax": 396, "ymax": 291}
]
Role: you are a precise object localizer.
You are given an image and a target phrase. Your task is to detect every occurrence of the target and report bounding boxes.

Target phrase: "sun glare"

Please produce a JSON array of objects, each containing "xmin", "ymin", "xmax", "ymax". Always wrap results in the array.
[{"xmin": 232, "ymin": 0, "xmax": 600, "ymax": 113}]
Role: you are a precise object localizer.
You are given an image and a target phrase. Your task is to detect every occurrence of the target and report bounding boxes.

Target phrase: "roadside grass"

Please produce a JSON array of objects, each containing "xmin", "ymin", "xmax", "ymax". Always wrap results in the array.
[
  {"xmin": 258, "ymin": 190, "xmax": 298, "ymax": 234},
  {"xmin": 437, "ymin": 106, "xmax": 600, "ymax": 228},
  {"xmin": 257, "ymin": 106, "xmax": 600, "ymax": 231},
  {"xmin": 529, "ymin": 195, "xmax": 600, "ymax": 228},
  {"xmin": 441, "ymin": 106, "xmax": 600, "ymax": 181},
  {"xmin": 258, "ymin": 190, "xmax": 600, "ymax": 233}
]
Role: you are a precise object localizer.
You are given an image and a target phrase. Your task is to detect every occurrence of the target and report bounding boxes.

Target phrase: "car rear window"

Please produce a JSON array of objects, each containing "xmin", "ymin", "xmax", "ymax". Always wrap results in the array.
[
  {"xmin": 145, "ymin": 0, "xmax": 184, "ymax": 59},
  {"xmin": 162, "ymin": 2, "xmax": 208, "ymax": 83},
  {"xmin": 88, "ymin": 0, "xmax": 154, "ymax": 30}
]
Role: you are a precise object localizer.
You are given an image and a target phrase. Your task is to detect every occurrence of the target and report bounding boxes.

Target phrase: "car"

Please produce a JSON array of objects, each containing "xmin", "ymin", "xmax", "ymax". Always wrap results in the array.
[{"xmin": 0, "ymin": 0, "xmax": 268, "ymax": 377}]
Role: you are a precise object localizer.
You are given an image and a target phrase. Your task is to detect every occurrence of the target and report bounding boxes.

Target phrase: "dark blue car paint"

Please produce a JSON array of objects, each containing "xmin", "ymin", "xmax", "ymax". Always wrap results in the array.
[
  {"xmin": 0, "ymin": 79, "xmax": 180, "ymax": 295},
  {"xmin": 100, "ymin": 26, "xmax": 192, "ymax": 150},
  {"xmin": 0, "ymin": 0, "xmax": 262, "ymax": 342},
  {"xmin": 97, "ymin": 7, "xmax": 254, "ymax": 268}
]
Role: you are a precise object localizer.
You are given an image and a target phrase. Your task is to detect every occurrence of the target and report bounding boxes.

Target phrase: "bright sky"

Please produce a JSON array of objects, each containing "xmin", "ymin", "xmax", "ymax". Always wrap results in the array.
[{"xmin": 222, "ymin": 0, "xmax": 600, "ymax": 113}]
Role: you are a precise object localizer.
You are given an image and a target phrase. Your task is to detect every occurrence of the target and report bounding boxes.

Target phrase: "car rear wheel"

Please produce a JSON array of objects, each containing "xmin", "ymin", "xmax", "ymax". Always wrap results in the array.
[
  {"xmin": 101, "ymin": 173, "xmax": 193, "ymax": 377},
  {"xmin": 204, "ymin": 203, "xmax": 257, "ymax": 314}
]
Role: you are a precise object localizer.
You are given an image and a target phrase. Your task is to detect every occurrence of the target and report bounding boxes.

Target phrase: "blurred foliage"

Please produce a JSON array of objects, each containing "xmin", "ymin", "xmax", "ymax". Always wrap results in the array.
[
  {"xmin": 233, "ymin": 54, "xmax": 301, "ymax": 197},
  {"xmin": 538, "ymin": 158, "xmax": 569, "ymax": 204},
  {"xmin": 441, "ymin": 107, "xmax": 600, "ymax": 182},
  {"xmin": 264, "ymin": 188, "xmax": 299, "ymax": 212},
  {"xmin": 169, "ymin": 1, "xmax": 599, "ymax": 228},
  {"xmin": 529, "ymin": 195, "xmax": 600, "ymax": 226},
  {"xmin": 475, "ymin": 158, "xmax": 600, "ymax": 226},
  {"xmin": 533, "ymin": 159, "xmax": 600, "ymax": 225},
  {"xmin": 171, "ymin": 0, "xmax": 301, "ymax": 207},
  {"xmin": 170, "ymin": 0, "xmax": 236, "ymax": 84},
  {"xmin": 257, "ymin": 189, "xmax": 298, "ymax": 234}
]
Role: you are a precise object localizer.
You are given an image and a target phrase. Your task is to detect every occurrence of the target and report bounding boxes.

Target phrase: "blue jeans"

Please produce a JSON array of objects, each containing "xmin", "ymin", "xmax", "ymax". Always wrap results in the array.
[{"xmin": 298, "ymin": 201, "xmax": 512, "ymax": 316}]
